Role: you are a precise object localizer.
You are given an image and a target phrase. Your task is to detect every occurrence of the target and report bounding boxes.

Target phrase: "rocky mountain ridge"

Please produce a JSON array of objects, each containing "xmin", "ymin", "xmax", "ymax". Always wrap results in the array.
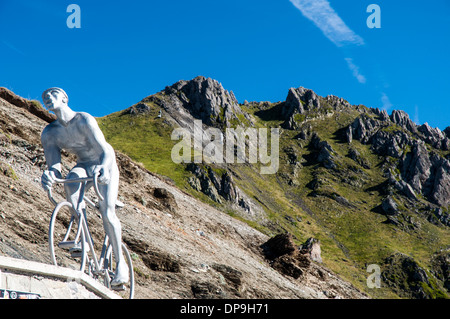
[
  {"xmin": 123, "ymin": 76, "xmax": 450, "ymax": 225},
  {"xmin": 348, "ymin": 109, "xmax": 450, "ymax": 210}
]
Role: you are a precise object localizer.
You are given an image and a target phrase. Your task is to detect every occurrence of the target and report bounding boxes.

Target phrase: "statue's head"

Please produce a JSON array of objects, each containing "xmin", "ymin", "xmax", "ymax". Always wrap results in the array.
[{"xmin": 42, "ymin": 87, "xmax": 69, "ymax": 111}]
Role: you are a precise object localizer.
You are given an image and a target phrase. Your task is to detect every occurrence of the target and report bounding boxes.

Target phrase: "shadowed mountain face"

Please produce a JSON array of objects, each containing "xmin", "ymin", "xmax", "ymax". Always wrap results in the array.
[{"xmin": 2, "ymin": 76, "xmax": 449, "ymax": 299}]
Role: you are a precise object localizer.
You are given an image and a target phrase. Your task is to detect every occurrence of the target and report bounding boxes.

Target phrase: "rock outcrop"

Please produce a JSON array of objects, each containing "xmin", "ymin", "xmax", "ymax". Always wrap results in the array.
[
  {"xmin": 301, "ymin": 237, "xmax": 322, "ymax": 263},
  {"xmin": 400, "ymin": 140, "xmax": 450, "ymax": 207},
  {"xmin": 431, "ymin": 249, "xmax": 450, "ymax": 291},
  {"xmin": 261, "ymin": 233, "xmax": 312, "ymax": 279},
  {"xmin": 162, "ymin": 76, "xmax": 243, "ymax": 127},
  {"xmin": 281, "ymin": 86, "xmax": 354, "ymax": 130},
  {"xmin": 390, "ymin": 110, "xmax": 417, "ymax": 134},
  {"xmin": 381, "ymin": 196, "xmax": 399, "ymax": 216},
  {"xmin": 259, "ymin": 233, "xmax": 361, "ymax": 299},
  {"xmin": 310, "ymin": 133, "xmax": 337, "ymax": 169},
  {"xmin": 347, "ymin": 108, "xmax": 450, "ymax": 208},
  {"xmin": 370, "ymin": 130, "xmax": 410, "ymax": 158},
  {"xmin": 283, "ymin": 87, "xmax": 320, "ymax": 118},
  {"xmin": 123, "ymin": 102, "xmax": 151, "ymax": 115},
  {"xmin": 417, "ymin": 123, "xmax": 447, "ymax": 149},
  {"xmin": 348, "ymin": 114, "xmax": 386, "ymax": 144},
  {"xmin": 186, "ymin": 163, "xmax": 266, "ymax": 222},
  {"xmin": 382, "ymin": 253, "xmax": 448, "ymax": 299}
]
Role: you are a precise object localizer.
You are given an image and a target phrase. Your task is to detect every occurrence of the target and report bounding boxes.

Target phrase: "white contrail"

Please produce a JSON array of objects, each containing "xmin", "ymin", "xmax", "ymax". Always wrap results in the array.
[
  {"xmin": 381, "ymin": 92, "xmax": 393, "ymax": 111},
  {"xmin": 345, "ymin": 58, "xmax": 366, "ymax": 84},
  {"xmin": 289, "ymin": 0, "xmax": 364, "ymax": 47}
]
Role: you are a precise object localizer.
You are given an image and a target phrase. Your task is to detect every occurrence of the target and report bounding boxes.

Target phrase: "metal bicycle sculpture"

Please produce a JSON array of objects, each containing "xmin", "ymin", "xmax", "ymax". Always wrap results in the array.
[{"xmin": 47, "ymin": 173, "xmax": 135, "ymax": 299}]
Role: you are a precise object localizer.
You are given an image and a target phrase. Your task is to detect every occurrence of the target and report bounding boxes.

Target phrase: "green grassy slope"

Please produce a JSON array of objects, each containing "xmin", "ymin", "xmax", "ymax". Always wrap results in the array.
[{"xmin": 98, "ymin": 102, "xmax": 191, "ymax": 188}]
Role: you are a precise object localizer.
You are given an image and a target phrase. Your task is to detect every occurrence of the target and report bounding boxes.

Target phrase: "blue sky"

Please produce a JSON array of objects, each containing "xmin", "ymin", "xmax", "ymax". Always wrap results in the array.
[{"xmin": 1, "ymin": 1, "xmax": 450, "ymax": 129}]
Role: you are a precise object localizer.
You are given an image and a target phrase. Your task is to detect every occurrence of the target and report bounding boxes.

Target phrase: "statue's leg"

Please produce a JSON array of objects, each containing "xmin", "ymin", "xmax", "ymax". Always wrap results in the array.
[
  {"xmin": 64, "ymin": 166, "xmax": 90, "ymax": 250},
  {"xmin": 98, "ymin": 165, "xmax": 129, "ymax": 285},
  {"xmin": 64, "ymin": 166, "xmax": 89, "ymax": 212}
]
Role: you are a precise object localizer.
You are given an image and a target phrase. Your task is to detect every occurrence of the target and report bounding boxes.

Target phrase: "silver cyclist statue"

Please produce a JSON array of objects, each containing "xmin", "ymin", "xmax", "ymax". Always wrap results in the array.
[{"xmin": 40, "ymin": 87, "xmax": 129, "ymax": 287}]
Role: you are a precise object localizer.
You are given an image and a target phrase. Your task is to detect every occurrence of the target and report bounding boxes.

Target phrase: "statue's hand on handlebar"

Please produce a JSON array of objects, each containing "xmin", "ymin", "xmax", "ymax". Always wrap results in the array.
[
  {"xmin": 92, "ymin": 165, "xmax": 110, "ymax": 185},
  {"xmin": 41, "ymin": 170, "xmax": 57, "ymax": 192}
]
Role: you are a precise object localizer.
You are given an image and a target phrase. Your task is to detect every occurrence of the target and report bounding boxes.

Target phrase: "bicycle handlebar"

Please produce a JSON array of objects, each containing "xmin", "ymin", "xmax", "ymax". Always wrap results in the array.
[{"xmin": 47, "ymin": 173, "xmax": 104, "ymax": 206}]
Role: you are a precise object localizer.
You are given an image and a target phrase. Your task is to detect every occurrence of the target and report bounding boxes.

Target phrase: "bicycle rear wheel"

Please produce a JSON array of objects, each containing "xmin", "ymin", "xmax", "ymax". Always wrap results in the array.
[
  {"xmin": 48, "ymin": 201, "xmax": 87, "ymax": 272},
  {"xmin": 104, "ymin": 242, "xmax": 135, "ymax": 299}
]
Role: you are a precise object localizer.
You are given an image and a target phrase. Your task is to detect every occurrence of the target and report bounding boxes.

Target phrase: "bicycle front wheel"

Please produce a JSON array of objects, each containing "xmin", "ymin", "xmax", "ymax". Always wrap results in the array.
[{"xmin": 48, "ymin": 201, "xmax": 87, "ymax": 272}]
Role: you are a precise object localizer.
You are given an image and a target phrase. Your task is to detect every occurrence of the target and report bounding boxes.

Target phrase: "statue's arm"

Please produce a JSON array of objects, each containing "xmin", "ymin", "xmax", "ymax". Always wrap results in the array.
[
  {"xmin": 83, "ymin": 114, "xmax": 114, "ymax": 168},
  {"xmin": 41, "ymin": 126, "xmax": 62, "ymax": 177}
]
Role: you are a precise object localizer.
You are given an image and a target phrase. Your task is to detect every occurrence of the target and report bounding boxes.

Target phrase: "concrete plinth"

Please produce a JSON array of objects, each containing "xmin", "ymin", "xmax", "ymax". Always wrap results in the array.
[{"xmin": 0, "ymin": 256, "xmax": 121, "ymax": 299}]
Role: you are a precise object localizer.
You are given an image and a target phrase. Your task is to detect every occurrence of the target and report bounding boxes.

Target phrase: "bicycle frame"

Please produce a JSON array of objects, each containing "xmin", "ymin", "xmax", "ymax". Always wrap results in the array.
[
  {"xmin": 47, "ymin": 173, "xmax": 134, "ymax": 298},
  {"xmin": 48, "ymin": 175, "xmax": 108, "ymax": 280}
]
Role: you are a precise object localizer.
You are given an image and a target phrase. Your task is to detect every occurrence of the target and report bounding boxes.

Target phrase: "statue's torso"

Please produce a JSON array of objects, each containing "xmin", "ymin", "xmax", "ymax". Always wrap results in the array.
[{"xmin": 46, "ymin": 113, "xmax": 105, "ymax": 165}]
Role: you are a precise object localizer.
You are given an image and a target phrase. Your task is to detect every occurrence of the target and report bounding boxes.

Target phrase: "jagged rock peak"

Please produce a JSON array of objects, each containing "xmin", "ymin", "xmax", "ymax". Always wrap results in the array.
[
  {"xmin": 281, "ymin": 86, "xmax": 320, "ymax": 130},
  {"xmin": 166, "ymin": 76, "xmax": 238, "ymax": 103},
  {"xmin": 390, "ymin": 109, "xmax": 417, "ymax": 133},
  {"xmin": 370, "ymin": 107, "xmax": 390, "ymax": 121},
  {"xmin": 281, "ymin": 86, "xmax": 354, "ymax": 130},
  {"xmin": 162, "ymin": 76, "xmax": 242, "ymax": 126},
  {"xmin": 285, "ymin": 87, "xmax": 321, "ymax": 115},
  {"xmin": 417, "ymin": 122, "xmax": 447, "ymax": 148}
]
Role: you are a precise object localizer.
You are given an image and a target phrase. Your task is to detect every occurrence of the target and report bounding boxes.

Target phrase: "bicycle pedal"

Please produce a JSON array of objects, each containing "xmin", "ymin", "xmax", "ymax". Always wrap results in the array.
[
  {"xmin": 111, "ymin": 284, "xmax": 126, "ymax": 291},
  {"xmin": 70, "ymin": 251, "xmax": 83, "ymax": 258},
  {"xmin": 58, "ymin": 240, "xmax": 76, "ymax": 250}
]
